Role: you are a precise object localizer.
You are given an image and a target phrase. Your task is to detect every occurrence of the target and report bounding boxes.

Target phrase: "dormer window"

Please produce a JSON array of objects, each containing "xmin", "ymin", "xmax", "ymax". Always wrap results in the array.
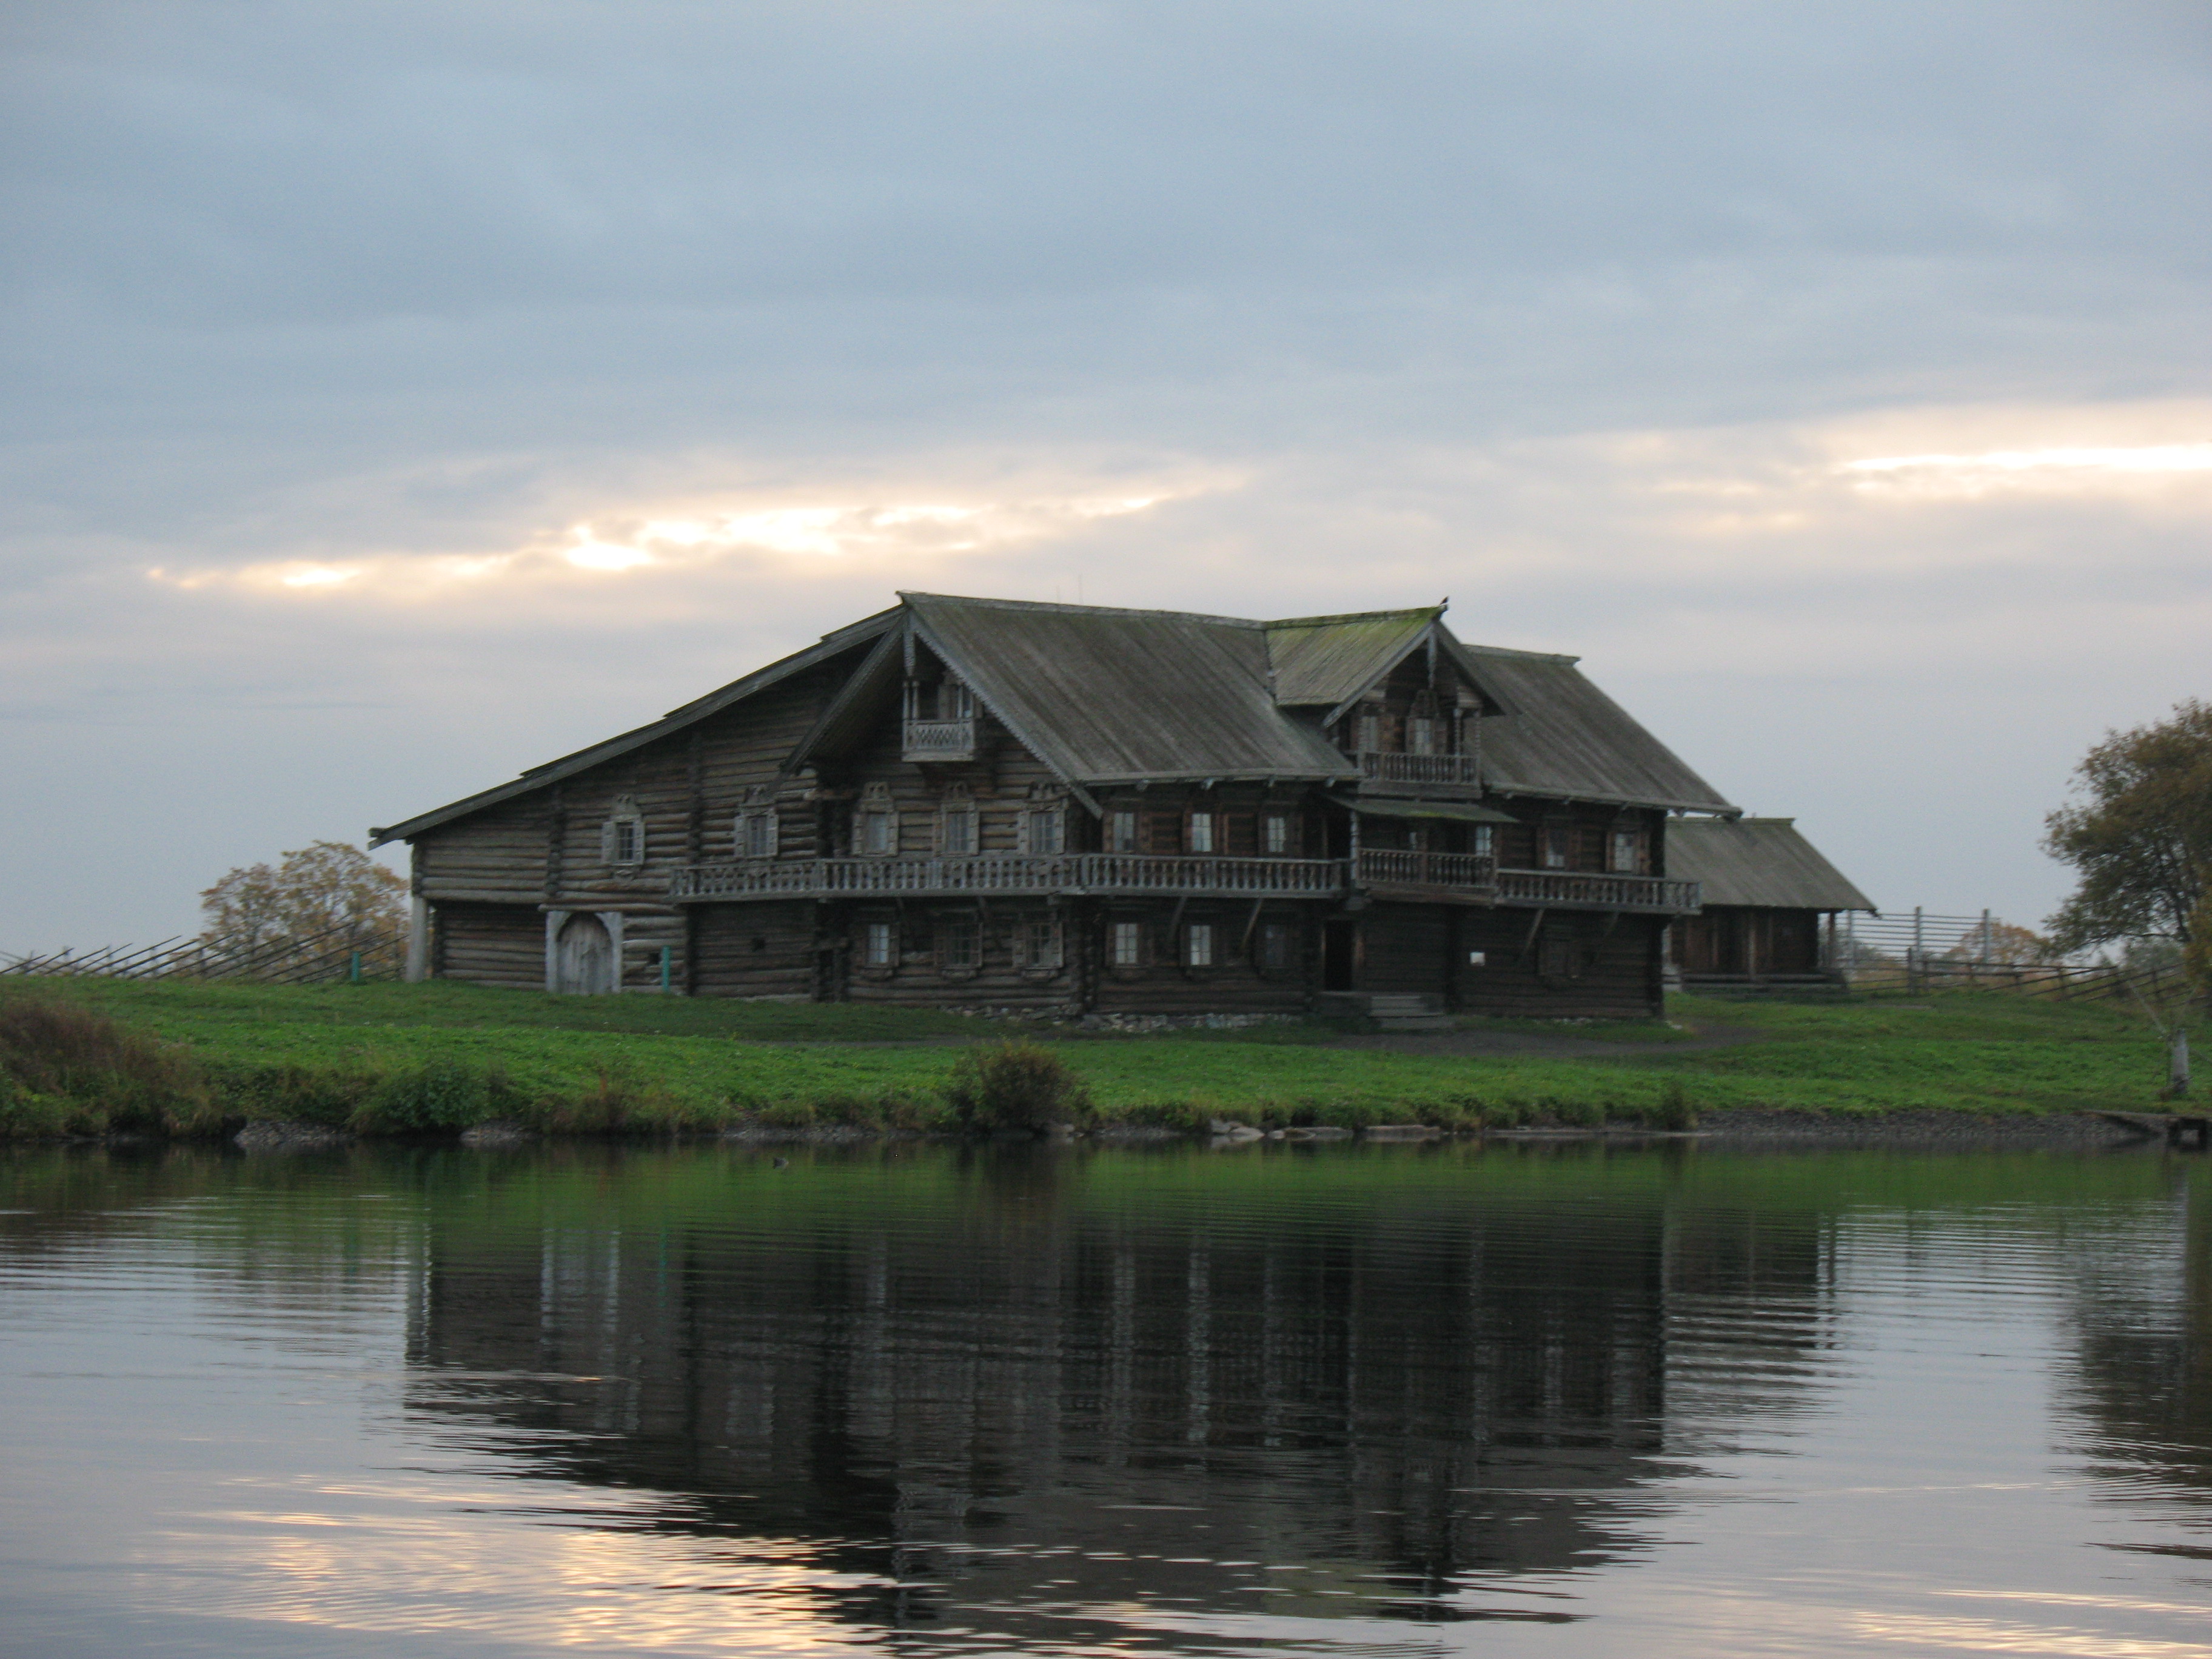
[
  {"xmin": 857, "ymin": 783, "xmax": 897, "ymax": 857},
  {"xmin": 600, "ymin": 795, "xmax": 646, "ymax": 869}
]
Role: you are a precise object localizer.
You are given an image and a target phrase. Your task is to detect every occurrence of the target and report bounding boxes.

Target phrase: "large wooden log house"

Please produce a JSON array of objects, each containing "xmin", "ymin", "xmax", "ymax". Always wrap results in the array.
[{"xmin": 370, "ymin": 593, "xmax": 1737, "ymax": 1018}]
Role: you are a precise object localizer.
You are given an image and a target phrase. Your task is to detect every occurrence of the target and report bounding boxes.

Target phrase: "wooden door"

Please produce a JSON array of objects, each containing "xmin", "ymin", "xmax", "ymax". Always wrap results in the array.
[{"xmin": 554, "ymin": 913, "xmax": 615, "ymax": 994}]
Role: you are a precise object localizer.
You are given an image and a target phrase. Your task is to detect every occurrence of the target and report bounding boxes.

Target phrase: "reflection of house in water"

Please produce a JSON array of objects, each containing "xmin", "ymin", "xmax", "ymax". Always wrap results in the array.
[{"xmin": 403, "ymin": 1148, "xmax": 1827, "ymax": 1633}]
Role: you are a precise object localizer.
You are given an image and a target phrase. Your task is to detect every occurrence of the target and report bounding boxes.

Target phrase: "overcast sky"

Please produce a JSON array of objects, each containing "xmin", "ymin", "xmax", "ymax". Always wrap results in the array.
[{"xmin": 4, "ymin": 1, "xmax": 2207, "ymax": 953}]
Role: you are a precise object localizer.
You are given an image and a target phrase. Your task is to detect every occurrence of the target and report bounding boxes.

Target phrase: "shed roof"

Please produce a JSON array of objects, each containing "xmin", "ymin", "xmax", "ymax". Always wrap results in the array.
[
  {"xmin": 902, "ymin": 593, "xmax": 1356, "ymax": 785},
  {"xmin": 1467, "ymin": 646, "xmax": 1734, "ymax": 812},
  {"xmin": 1667, "ymin": 817, "xmax": 1874, "ymax": 911}
]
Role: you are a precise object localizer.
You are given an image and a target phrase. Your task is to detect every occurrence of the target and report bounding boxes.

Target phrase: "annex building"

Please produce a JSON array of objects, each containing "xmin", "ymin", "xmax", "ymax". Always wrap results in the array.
[{"xmin": 371, "ymin": 592, "xmax": 1747, "ymax": 1019}]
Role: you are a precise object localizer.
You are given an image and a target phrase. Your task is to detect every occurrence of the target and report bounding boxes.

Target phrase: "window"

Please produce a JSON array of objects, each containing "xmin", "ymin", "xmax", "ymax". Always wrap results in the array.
[
  {"xmin": 1109, "ymin": 810, "xmax": 1139, "ymax": 853},
  {"xmin": 1185, "ymin": 922, "xmax": 1215, "ymax": 968},
  {"xmin": 1538, "ymin": 930, "xmax": 1580, "ymax": 981},
  {"xmin": 737, "ymin": 811, "xmax": 776, "ymax": 858},
  {"xmin": 860, "ymin": 921, "xmax": 894, "ymax": 968},
  {"xmin": 1111, "ymin": 920, "xmax": 1144, "ymax": 967},
  {"xmin": 1188, "ymin": 811, "xmax": 1215, "ymax": 854},
  {"xmin": 1407, "ymin": 691, "xmax": 1439, "ymax": 755},
  {"xmin": 1609, "ymin": 830, "xmax": 1641, "ymax": 874},
  {"xmin": 939, "ymin": 679, "xmax": 976, "ymax": 720},
  {"xmin": 1541, "ymin": 826, "xmax": 1571, "ymax": 870},
  {"xmin": 1260, "ymin": 922, "xmax": 1295, "ymax": 971},
  {"xmin": 939, "ymin": 919, "xmax": 979, "ymax": 972},
  {"xmin": 1263, "ymin": 812, "xmax": 1291, "ymax": 855},
  {"xmin": 736, "ymin": 788, "xmax": 778, "ymax": 859},
  {"xmin": 1015, "ymin": 917, "xmax": 1063, "ymax": 971},
  {"xmin": 1355, "ymin": 709, "xmax": 1382, "ymax": 752},
  {"xmin": 1027, "ymin": 808, "xmax": 1065, "ymax": 855},
  {"xmin": 940, "ymin": 787, "xmax": 977, "ymax": 856},
  {"xmin": 1472, "ymin": 825, "xmax": 1495, "ymax": 859},
  {"xmin": 600, "ymin": 796, "xmax": 646, "ymax": 868},
  {"xmin": 857, "ymin": 783, "xmax": 896, "ymax": 857}
]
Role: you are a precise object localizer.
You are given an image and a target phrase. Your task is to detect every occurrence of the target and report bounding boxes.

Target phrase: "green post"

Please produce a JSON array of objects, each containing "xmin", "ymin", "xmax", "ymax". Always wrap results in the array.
[
  {"xmin": 349, "ymin": 950, "xmax": 362, "ymax": 984},
  {"xmin": 660, "ymin": 944, "xmax": 672, "ymax": 994}
]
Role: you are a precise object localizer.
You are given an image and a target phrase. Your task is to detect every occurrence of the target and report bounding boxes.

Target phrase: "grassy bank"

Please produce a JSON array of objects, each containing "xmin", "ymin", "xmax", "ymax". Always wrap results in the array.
[{"xmin": 0, "ymin": 975, "xmax": 2185, "ymax": 1140}]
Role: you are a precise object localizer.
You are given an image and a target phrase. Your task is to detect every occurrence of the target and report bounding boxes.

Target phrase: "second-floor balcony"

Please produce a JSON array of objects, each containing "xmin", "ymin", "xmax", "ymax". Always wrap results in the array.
[
  {"xmin": 670, "ymin": 850, "xmax": 1700, "ymax": 914},
  {"xmin": 671, "ymin": 852, "xmax": 1347, "ymax": 903},
  {"xmin": 901, "ymin": 717, "xmax": 979, "ymax": 762},
  {"xmin": 1356, "ymin": 751, "xmax": 1483, "ymax": 789}
]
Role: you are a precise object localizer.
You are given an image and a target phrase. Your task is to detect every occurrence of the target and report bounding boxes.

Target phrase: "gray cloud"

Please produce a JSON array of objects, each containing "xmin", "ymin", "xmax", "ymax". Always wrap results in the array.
[{"xmin": 2, "ymin": 1, "xmax": 2207, "ymax": 948}]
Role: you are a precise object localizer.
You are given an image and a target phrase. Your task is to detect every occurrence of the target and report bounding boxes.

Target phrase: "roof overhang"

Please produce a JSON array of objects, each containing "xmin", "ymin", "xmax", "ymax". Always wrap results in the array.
[{"xmin": 1330, "ymin": 795, "xmax": 1518, "ymax": 825}]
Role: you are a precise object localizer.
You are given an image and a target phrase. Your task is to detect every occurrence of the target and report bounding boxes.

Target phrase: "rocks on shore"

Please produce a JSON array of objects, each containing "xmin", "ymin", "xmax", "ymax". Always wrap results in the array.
[
  {"xmin": 458, "ymin": 1119, "xmax": 538, "ymax": 1148},
  {"xmin": 234, "ymin": 1120, "xmax": 350, "ymax": 1153}
]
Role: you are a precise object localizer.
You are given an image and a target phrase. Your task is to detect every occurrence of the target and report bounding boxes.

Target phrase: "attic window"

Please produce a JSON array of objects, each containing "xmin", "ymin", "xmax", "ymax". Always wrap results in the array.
[
  {"xmin": 601, "ymin": 796, "xmax": 646, "ymax": 869},
  {"xmin": 1407, "ymin": 690, "xmax": 1439, "ymax": 756}
]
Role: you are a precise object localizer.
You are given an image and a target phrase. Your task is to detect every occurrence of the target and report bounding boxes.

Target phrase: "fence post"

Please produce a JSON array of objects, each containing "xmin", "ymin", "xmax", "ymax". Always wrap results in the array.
[
  {"xmin": 660, "ymin": 944, "xmax": 672, "ymax": 995},
  {"xmin": 1911, "ymin": 907, "xmax": 1924, "ymax": 994},
  {"xmin": 349, "ymin": 950, "xmax": 362, "ymax": 984}
]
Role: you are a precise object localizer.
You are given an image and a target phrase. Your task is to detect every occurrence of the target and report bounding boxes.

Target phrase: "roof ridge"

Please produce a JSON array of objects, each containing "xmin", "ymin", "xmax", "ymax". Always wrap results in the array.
[
  {"xmin": 898, "ymin": 591, "xmax": 1265, "ymax": 629},
  {"xmin": 1455, "ymin": 641, "xmax": 1582, "ymax": 665},
  {"xmin": 1263, "ymin": 606, "xmax": 1443, "ymax": 629}
]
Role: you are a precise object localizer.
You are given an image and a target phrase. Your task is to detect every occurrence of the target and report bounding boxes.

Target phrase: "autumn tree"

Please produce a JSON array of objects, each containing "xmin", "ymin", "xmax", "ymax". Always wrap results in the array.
[
  {"xmin": 2043, "ymin": 700, "xmax": 2212, "ymax": 957},
  {"xmin": 199, "ymin": 841, "xmax": 407, "ymax": 958}
]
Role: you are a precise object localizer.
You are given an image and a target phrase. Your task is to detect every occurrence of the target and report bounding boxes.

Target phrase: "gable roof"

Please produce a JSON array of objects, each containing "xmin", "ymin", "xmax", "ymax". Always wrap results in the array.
[
  {"xmin": 1466, "ymin": 646, "xmax": 1734, "ymax": 812},
  {"xmin": 367, "ymin": 609, "xmax": 898, "ymax": 846},
  {"xmin": 1667, "ymin": 817, "xmax": 1874, "ymax": 911},
  {"xmin": 902, "ymin": 593, "xmax": 1355, "ymax": 785},
  {"xmin": 1264, "ymin": 608, "xmax": 1439, "ymax": 706}
]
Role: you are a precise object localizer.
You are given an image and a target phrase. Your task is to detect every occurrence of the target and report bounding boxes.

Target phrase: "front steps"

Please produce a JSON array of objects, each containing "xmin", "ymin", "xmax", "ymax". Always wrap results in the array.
[{"xmin": 1312, "ymin": 991, "xmax": 1454, "ymax": 1032}]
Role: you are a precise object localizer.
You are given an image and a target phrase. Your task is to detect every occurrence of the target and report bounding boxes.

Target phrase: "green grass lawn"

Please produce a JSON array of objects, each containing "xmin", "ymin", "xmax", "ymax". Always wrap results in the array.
[{"xmin": 0, "ymin": 974, "xmax": 2187, "ymax": 1138}]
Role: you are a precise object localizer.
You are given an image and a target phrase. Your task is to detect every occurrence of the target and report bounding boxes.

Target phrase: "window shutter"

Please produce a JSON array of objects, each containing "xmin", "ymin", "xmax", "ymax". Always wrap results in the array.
[
  {"xmin": 600, "ymin": 819, "xmax": 618, "ymax": 865},
  {"xmin": 764, "ymin": 811, "xmax": 779, "ymax": 858}
]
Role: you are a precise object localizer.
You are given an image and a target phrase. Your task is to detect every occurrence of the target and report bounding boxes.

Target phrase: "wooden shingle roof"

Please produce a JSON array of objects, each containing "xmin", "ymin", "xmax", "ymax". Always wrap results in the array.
[
  {"xmin": 1465, "ymin": 645, "xmax": 1733, "ymax": 812},
  {"xmin": 1667, "ymin": 817, "xmax": 1874, "ymax": 911}
]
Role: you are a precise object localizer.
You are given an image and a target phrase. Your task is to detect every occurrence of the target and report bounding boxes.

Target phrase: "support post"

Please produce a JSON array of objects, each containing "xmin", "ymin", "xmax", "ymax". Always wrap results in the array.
[
  {"xmin": 660, "ymin": 944, "xmax": 672, "ymax": 994},
  {"xmin": 404, "ymin": 894, "xmax": 431, "ymax": 984}
]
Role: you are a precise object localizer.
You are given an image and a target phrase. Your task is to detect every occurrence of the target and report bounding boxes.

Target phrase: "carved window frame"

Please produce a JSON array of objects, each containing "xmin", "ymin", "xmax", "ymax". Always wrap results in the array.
[
  {"xmin": 856, "ymin": 782, "xmax": 898, "ymax": 859},
  {"xmin": 1013, "ymin": 915, "xmax": 1065, "ymax": 976},
  {"xmin": 938, "ymin": 785, "xmax": 979, "ymax": 857},
  {"xmin": 734, "ymin": 786, "xmax": 779, "ymax": 860},
  {"xmin": 600, "ymin": 794, "xmax": 646, "ymax": 870}
]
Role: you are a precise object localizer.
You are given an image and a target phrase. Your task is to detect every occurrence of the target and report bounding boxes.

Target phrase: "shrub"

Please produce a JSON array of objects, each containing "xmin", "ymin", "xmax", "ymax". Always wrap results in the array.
[
  {"xmin": 1651, "ymin": 1078, "xmax": 1698, "ymax": 1131},
  {"xmin": 945, "ymin": 1041, "xmax": 1093, "ymax": 1134},
  {"xmin": 357, "ymin": 1059, "xmax": 492, "ymax": 1132},
  {"xmin": 0, "ymin": 997, "xmax": 214, "ymax": 1134}
]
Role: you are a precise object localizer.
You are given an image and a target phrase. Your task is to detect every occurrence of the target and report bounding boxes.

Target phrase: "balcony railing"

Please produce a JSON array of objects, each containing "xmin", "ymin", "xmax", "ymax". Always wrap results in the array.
[
  {"xmin": 1493, "ymin": 868, "xmax": 1701, "ymax": 913},
  {"xmin": 1355, "ymin": 848, "xmax": 1497, "ymax": 890},
  {"xmin": 669, "ymin": 853, "xmax": 1699, "ymax": 913},
  {"xmin": 1357, "ymin": 751, "xmax": 1483, "ymax": 786},
  {"xmin": 671, "ymin": 853, "xmax": 1347, "ymax": 903},
  {"xmin": 902, "ymin": 717, "xmax": 977, "ymax": 762}
]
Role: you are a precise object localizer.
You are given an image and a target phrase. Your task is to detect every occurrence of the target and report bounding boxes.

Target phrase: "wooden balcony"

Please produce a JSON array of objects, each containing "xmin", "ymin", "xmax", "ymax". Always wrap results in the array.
[
  {"xmin": 669, "ymin": 852, "xmax": 1697, "ymax": 913},
  {"xmin": 1493, "ymin": 868, "xmax": 1702, "ymax": 914},
  {"xmin": 1354, "ymin": 847, "xmax": 1498, "ymax": 903},
  {"xmin": 901, "ymin": 717, "xmax": 978, "ymax": 762},
  {"xmin": 1356, "ymin": 751, "xmax": 1483, "ymax": 791},
  {"xmin": 669, "ymin": 853, "xmax": 1347, "ymax": 903}
]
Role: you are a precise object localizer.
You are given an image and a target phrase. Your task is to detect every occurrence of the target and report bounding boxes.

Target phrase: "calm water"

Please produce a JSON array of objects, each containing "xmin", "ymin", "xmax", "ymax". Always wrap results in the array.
[{"xmin": 2, "ymin": 1141, "xmax": 2209, "ymax": 1658}]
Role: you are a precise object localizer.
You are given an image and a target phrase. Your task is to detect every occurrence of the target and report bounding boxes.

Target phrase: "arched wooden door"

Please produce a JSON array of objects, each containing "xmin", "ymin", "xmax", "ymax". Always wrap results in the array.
[{"xmin": 554, "ymin": 912, "xmax": 615, "ymax": 994}]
